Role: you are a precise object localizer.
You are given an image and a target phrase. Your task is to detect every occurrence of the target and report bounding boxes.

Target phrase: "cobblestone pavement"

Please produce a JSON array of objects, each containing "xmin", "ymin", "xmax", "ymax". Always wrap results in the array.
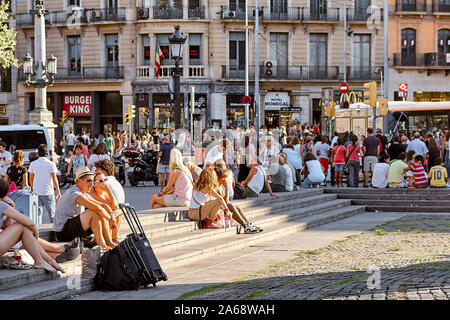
[{"xmin": 184, "ymin": 215, "xmax": 450, "ymax": 300}]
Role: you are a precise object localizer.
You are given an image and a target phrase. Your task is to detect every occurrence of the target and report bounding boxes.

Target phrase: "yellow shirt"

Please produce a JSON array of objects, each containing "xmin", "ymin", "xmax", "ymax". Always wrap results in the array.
[{"xmin": 429, "ymin": 165, "xmax": 447, "ymax": 187}]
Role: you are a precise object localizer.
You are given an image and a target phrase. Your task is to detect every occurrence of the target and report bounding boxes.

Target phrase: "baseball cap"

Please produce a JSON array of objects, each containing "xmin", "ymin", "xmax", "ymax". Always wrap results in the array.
[{"xmin": 75, "ymin": 166, "xmax": 96, "ymax": 183}]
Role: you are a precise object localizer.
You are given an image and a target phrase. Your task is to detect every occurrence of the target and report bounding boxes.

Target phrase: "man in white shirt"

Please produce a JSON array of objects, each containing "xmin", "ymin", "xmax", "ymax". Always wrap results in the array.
[
  {"xmin": 29, "ymin": 144, "xmax": 61, "ymax": 223},
  {"xmin": 406, "ymin": 132, "xmax": 429, "ymax": 158},
  {"xmin": 65, "ymin": 129, "xmax": 76, "ymax": 153},
  {"xmin": 0, "ymin": 142, "xmax": 12, "ymax": 178},
  {"xmin": 204, "ymin": 138, "xmax": 232, "ymax": 168}
]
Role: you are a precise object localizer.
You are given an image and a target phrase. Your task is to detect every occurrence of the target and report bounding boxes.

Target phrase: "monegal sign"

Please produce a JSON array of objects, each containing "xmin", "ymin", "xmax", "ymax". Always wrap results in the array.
[{"xmin": 63, "ymin": 94, "xmax": 92, "ymax": 116}]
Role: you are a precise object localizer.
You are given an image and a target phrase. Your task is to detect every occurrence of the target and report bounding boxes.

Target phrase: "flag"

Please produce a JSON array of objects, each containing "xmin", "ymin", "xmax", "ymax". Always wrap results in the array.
[{"xmin": 155, "ymin": 43, "xmax": 164, "ymax": 78}]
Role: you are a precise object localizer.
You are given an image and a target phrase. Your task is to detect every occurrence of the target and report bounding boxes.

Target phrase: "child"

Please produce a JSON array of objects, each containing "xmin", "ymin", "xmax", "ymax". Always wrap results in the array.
[
  {"xmin": 429, "ymin": 157, "xmax": 448, "ymax": 188},
  {"xmin": 408, "ymin": 154, "xmax": 428, "ymax": 188},
  {"xmin": 371, "ymin": 153, "xmax": 390, "ymax": 188}
]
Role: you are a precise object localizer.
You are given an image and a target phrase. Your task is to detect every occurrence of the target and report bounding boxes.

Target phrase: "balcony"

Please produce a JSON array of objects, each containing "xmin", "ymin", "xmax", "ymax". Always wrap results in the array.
[
  {"xmin": 432, "ymin": 0, "xmax": 450, "ymax": 12},
  {"xmin": 220, "ymin": 6, "xmax": 340, "ymax": 22},
  {"xmin": 19, "ymin": 66, "xmax": 125, "ymax": 81},
  {"xmin": 346, "ymin": 8, "xmax": 384, "ymax": 22},
  {"xmin": 16, "ymin": 8, "xmax": 127, "ymax": 28},
  {"xmin": 153, "ymin": 6, "xmax": 183, "ymax": 19},
  {"xmin": 347, "ymin": 66, "xmax": 384, "ymax": 80},
  {"xmin": 393, "ymin": 53, "xmax": 450, "ymax": 75},
  {"xmin": 136, "ymin": 65, "xmax": 206, "ymax": 79},
  {"xmin": 394, "ymin": 0, "xmax": 427, "ymax": 12},
  {"xmin": 188, "ymin": 6, "xmax": 206, "ymax": 19},
  {"xmin": 221, "ymin": 65, "xmax": 340, "ymax": 80}
]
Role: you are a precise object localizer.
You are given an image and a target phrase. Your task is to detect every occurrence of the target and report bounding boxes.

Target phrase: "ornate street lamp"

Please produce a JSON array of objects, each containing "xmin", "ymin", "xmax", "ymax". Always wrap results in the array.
[
  {"xmin": 23, "ymin": 0, "xmax": 58, "ymax": 150},
  {"xmin": 168, "ymin": 25, "xmax": 186, "ymax": 129}
]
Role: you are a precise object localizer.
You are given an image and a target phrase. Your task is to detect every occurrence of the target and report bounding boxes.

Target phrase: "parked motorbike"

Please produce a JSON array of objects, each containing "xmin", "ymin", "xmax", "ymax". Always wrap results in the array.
[
  {"xmin": 113, "ymin": 152, "xmax": 126, "ymax": 186},
  {"xmin": 124, "ymin": 148, "xmax": 159, "ymax": 187},
  {"xmin": 57, "ymin": 151, "xmax": 74, "ymax": 188}
]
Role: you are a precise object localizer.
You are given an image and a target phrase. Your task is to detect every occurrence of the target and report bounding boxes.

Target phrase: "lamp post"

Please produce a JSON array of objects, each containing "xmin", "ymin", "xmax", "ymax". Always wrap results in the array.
[
  {"xmin": 168, "ymin": 25, "xmax": 186, "ymax": 130},
  {"xmin": 23, "ymin": 0, "xmax": 57, "ymax": 150}
]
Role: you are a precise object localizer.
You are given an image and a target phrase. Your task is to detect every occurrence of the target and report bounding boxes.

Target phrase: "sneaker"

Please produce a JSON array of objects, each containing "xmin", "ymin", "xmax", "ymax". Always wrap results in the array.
[
  {"xmin": 248, "ymin": 222, "xmax": 263, "ymax": 232},
  {"xmin": 244, "ymin": 225, "xmax": 259, "ymax": 234}
]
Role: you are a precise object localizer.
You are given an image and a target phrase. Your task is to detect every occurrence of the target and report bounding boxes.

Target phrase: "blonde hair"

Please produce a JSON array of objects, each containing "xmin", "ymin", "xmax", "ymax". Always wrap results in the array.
[
  {"xmin": 212, "ymin": 159, "xmax": 231, "ymax": 179},
  {"xmin": 13, "ymin": 150, "xmax": 25, "ymax": 167},
  {"xmin": 183, "ymin": 158, "xmax": 199, "ymax": 173},
  {"xmin": 278, "ymin": 154, "xmax": 287, "ymax": 165},
  {"xmin": 169, "ymin": 148, "xmax": 192, "ymax": 180},
  {"xmin": 194, "ymin": 168, "xmax": 219, "ymax": 192}
]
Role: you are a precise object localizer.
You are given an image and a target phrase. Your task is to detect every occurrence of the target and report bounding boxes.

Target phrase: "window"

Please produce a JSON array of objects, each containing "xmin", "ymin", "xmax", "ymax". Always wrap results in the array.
[
  {"xmin": 438, "ymin": 29, "xmax": 450, "ymax": 65},
  {"xmin": 354, "ymin": 0, "xmax": 371, "ymax": 19},
  {"xmin": 310, "ymin": 0, "xmax": 328, "ymax": 19},
  {"xmin": 229, "ymin": 0, "xmax": 245, "ymax": 11},
  {"xmin": 141, "ymin": 35, "xmax": 150, "ymax": 66},
  {"xmin": 0, "ymin": 67, "xmax": 11, "ymax": 92},
  {"xmin": 309, "ymin": 33, "xmax": 328, "ymax": 78},
  {"xmin": 105, "ymin": 34, "xmax": 119, "ymax": 67},
  {"xmin": 353, "ymin": 34, "xmax": 371, "ymax": 79},
  {"xmin": 68, "ymin": 36, "xmax": 81, "ymax": 74},
  {"xmin": 401, "ymin": 28, "xmax": 416, "ymax": 66},
  {"xmin": 229, "ymin": 32, "xmax": 245, "ymax": 77},
  {"xmin": 69, "ymin": 0, "xmax": 81, "ymax": 6},
  {"xmin": 142, "ymin": 0, "xmax": 151, "ymax": 7},
  {"xmin": 189, "ymin": 34, "xmax": 202, "ymax": 65},
  {"xmin": 270, "ymin": 33, "xmax": 288, "ymax": 77},
  {"xmin": 157, "ymin": 34, "xmax": 172, "ymax": 65}
]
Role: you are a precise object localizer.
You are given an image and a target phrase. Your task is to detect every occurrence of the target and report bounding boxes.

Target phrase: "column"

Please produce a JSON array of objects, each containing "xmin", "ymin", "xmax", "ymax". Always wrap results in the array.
[
  {"xmin": 17, "ymin": 93, "xmax": 29, "ymax": 124},
  {"xmin": 206, "ymin": 91, "xmax": 211, "ymax": 128},
  {"xmin": 150, "ymin": 33, "xmax": 156, "ymax": 78},
  {"xmin": 91, "ymin": 92, "xmax": 101, "ymax": 136},
  {"xmin": 54, "ymin": 93, "xmax": 63, "ymax": 142},
  {"xmin": 183, "ymin": 0, "xmax": 189, "ymax": 19},
  {"xmin": 203, "ymin": 32, "xmax": 209, "ymax": 77},
  {"xmin": 204, "ymin": 0, "xmax": 209, "ymax": 20},
  {"xmin": 148, "ymin": 92, "xmax": 154, "ymax": 129},
  {"xmin": 122, "ymin": 93, "xmax": 134, "ymax": 134}
]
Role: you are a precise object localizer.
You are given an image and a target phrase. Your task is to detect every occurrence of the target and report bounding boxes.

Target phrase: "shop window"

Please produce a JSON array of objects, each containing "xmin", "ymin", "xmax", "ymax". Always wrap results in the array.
[
  {"xmin": 141, "ymin": 35, "xmax": 150, "ymax": 66},
  {"xmin": 153, "ymin": 94, "xmax": 184, "ymax": 129},
  {"xmin": 189, "ymin": 34, "xmax": 202, "ymax": 66}
]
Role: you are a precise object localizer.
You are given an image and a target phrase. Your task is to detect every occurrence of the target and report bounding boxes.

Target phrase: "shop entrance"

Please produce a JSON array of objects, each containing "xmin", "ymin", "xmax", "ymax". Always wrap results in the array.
[{"xmin": 265, "ymin": 110, "xmax": 280, "ymax": 128}]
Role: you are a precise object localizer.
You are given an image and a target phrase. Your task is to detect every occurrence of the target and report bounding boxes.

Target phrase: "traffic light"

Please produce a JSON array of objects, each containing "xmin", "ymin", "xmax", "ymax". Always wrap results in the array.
[
  {"xmin": 128, "ymin": 104, "xmax": 136, "ymax": 119},
  {"xmin": 59, "ymin": 111, "xmax": 68, "ymax": 126},
  {"xmin": 363, "ymin": 81, "xmax": 377, "ymax": 107},
  {"xmin": 378, "ymin": 98, "xmax": 389, "ymax": 116},
  {"xmin": 124, "ymin": 113, "xmax": 130, "ymax": 123}
]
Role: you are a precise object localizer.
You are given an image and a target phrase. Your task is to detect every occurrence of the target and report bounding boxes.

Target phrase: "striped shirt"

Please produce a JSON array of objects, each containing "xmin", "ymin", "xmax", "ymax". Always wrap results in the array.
[{"xmin": 411, "ymin": 162, "xmax": 428, "ymax": 186}]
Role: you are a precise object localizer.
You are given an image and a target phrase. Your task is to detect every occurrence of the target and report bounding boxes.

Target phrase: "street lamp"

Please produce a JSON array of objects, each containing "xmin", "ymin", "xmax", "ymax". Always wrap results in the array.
[{"xmin": 168, "ymin": 25, "xmax": 186, "ymax": 129}]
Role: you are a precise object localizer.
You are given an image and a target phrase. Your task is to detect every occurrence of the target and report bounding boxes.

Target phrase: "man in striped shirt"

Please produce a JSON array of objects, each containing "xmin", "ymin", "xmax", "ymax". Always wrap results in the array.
[{"xmin": 408, "ymin": 155, "xmax": 428, "ymax": 188}]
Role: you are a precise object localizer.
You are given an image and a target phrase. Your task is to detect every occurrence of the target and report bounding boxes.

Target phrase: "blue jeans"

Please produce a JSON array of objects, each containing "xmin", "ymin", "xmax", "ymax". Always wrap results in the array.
[
  {"xmin": 303, "ymin": 177, "xmax": 321, "ymax": 188},
  {"xmin": 38, "ymin": 194, "xmax": 56, "ymax": 223}
]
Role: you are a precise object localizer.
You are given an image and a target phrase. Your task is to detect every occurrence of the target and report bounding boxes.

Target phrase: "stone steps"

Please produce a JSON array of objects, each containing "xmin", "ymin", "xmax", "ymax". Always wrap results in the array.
[{"xmin": 0, "ymin": 189, "xmax": 366, "ymax": 300}]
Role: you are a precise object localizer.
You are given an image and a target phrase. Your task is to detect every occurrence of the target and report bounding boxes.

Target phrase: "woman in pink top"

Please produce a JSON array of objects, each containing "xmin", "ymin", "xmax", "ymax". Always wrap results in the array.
[
  {"xmin": 151, "ymin": 149, "xmax": 193, "ymax": 208},
  {"xmin": 346, "ymin": 134, "xmax": 362, "ymax": 187},
  {"xmin": 331, "ymin": 139, "xmax": 346, "ymax": 187}
]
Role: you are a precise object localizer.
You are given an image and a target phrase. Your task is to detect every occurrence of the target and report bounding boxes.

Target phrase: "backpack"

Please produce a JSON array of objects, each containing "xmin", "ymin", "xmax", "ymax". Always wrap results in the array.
[{"xmin": 233, "ymin": 183, "xmax": 246, "ymax": 199}]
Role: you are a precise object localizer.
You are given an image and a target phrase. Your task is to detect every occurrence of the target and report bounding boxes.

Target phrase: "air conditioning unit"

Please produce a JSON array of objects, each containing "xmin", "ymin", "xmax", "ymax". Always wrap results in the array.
[
  {"xmin": 222, "ymin": 10, "xmax": 236, "ymax": 19},
  {"xmin": 90, "ymin": 9, "xmax": 103, "ymax": 21},
  {"xmin": 136, "ymin": 7, "xmax": 149, "ymax": 19},
  {"xmin": 264, "ymin": 60, "xmax": 277, "ymax": 78}
]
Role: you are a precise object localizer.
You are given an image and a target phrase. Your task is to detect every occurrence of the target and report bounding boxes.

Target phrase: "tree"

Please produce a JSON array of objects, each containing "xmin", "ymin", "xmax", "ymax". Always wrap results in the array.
[{"xmin": 0, "ymin": 0, "xmax": 18, "ymax": 69}]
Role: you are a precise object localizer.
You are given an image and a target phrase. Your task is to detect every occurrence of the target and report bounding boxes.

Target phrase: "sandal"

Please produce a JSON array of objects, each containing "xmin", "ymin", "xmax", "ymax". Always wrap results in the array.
[{"xmin": 55, "ymin": 238, "xmax": 81, "ymax": 263}]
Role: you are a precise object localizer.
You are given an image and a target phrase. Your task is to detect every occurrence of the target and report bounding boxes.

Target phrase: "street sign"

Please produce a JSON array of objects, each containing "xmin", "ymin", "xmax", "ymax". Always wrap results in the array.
[
  {"xmin": 242, "ymin": 95, "xmax": 252, "ymax": 104},
  {"xmin": 398, "ymin": 82, "xmax": 408, "ymax": 93},
  {"xmin": 339, "ymin": 82, "xmax": 349, "ymax": 94}
]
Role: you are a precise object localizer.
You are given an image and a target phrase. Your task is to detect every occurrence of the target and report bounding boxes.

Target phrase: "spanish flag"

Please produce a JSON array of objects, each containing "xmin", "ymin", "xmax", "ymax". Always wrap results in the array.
[{"xmin": 155, "ymin": 43, "xmax": 164, "ymax": 78}]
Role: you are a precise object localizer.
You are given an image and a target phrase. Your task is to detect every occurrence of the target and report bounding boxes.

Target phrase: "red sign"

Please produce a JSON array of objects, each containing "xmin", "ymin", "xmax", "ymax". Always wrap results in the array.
[
  {"xmin": 242, "ymin": 95, "xmax": 251, "ymax": 104},
  {"xmin": 63, "ymin": 94, "xmax": 92, "ymax": 116},
  {"xmin": 398, "ymin": 83, "xmax": 408, "ymax": 92},
  {"xmin": 340, "ymin": 82, "xmax": 349, "ymax": 94}
]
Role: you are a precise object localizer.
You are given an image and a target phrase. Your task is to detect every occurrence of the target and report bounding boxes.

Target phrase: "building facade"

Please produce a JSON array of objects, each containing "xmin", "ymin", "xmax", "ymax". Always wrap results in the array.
[
  {"xmin": 388, "ymin": 0, "xmax": 450, "ymax": 131},
  {"xmin": 9, "ymin": 0, "xmax": 385, "ymax": 139}
]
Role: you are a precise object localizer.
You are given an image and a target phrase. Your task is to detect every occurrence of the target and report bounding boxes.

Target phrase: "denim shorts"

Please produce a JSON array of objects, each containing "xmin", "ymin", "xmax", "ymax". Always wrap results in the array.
[
  {"xmin": 334, "ymin": 164, "xmax": 345, "ymax": 171},
  {"xmin": 158, "ymin": 164, "xmax": 170, "ymax": 174}
]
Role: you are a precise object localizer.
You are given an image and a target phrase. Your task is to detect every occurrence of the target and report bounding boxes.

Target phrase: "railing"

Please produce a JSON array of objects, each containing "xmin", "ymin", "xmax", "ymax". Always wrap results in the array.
[
  {"xmin": 393, "ymin": 53, "xmax": 450, "ymax": 67},
  {"xmin": 137, "ymin": 66, "xmax": 152, "ymax": 78},
  {"xmin": 153, "ymin": 6, "xmax": 183, "ymax": 19},
  {"xmin": 347, "ymin": 66, "xmax": 384, "ymax": 80},
  {"xmin": 395, "ymin": 0, "xmax": 427, "ymax": 12},
  {"xmin": 346, "ymin": 8, "xmax": 384, "ymax": 21},
  {"xmin": 222, "ymin": 65, "xmax": 340, "ymax": 80},
  {"xmin": 220, "ymin": 6, "xmax": 341, "ymax": 22},
  {"xmin": 432, "ymin": 0, "xmax": 450, "ymax": 12},
  {"xmin": 136, "ymin": 65, "xmax": 206, "ymax": 79},
  {"xmin": 189, "ymin": 65, "xmax": 205, "ymax": 77},
  {"xmin": 188, "ymin": 6, "xmax": 205, "ymax": 19},
  {"xmin": 19, "ymin": 66, "xmax": 125, "ymax": 81},
  {"xmin": 16, "ymin": 8, "xmax": 127, "ymax": 27}
]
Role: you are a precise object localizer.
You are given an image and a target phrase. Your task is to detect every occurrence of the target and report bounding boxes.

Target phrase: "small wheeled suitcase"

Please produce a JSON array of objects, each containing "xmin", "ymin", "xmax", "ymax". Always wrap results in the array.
[{"xmin": 93, "ymin": 203, "xmax": 167, "ymax": 291}]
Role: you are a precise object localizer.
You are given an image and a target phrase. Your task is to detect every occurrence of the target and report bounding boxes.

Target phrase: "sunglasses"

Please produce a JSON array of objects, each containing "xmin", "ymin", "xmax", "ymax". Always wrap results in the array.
[
  {"xmin": 86, "ymin": 179, "xmax": 94, "ymax": 183},
  {"xmin": 95, "ymin": 178, "xmax": 108, "ymax": 183}
]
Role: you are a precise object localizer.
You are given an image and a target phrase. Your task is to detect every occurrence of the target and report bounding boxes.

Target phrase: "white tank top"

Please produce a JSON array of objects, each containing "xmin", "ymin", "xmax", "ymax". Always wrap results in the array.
[
  {"xmin": 189, "ymin": 190, "xmax": 209, "ymax": 209},
  {"xmin": 247, "ymin": 165, "xmax": 265, "ymax": 195}
]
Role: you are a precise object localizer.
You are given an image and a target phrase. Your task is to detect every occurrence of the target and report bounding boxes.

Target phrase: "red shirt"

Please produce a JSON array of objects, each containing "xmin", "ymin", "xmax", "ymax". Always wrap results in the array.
[
  {"xmin": 332, "ymin": 145, "xmax": 346, "ymax": 164},
  {"xmin": 411, "ymin": 162, "xmax": 427, "ymax": 186}
]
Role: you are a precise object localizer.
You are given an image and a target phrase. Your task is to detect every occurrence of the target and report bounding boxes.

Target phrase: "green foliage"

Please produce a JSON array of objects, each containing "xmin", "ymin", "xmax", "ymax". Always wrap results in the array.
[{"xmin": 0, "ymin": 1, "xmax": 18, "ymax": 69}]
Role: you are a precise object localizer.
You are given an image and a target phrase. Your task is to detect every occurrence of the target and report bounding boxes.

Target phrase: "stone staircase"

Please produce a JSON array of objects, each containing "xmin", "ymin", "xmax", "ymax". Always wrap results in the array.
[
  {"xmin": 0, "ymin": 189, "xmax": 366, "ymax": 300},
  {"xmin": 324, "ymin": 187, "xmax": 450, "ymax": 212}
]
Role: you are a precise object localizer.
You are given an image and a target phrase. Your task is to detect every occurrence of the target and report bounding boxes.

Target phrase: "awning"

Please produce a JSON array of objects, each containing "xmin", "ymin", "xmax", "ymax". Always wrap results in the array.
[{"xmin": 388, "ymin": 101, "xmax": 450, "ymax": 112}]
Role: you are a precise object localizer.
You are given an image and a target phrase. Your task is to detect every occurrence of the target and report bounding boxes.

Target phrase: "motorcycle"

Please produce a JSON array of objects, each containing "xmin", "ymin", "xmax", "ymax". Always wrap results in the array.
[
  {"xmin": 124, "ymin": 147, "xmax": 159, "ymax": 187},
  {"xmin": 113, "ymin": 152, "xmax": 126, "ymax": 186},
  {"xmin": 56, "ymin": 151, "xmax": 74, "ymax": 188}
]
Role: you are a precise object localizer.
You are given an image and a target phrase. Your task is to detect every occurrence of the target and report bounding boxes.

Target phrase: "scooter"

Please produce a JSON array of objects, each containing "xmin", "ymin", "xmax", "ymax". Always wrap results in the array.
[
  {"xmin": 56, "ymin": 152, "xmax": 74, "ymax": 188},
  {"xmin": 113, "ymin": 152, "xmax": 126, "ymax": 186},
  {"xmin": 125, "ymin": 148, "xmax": 159, "ymax": 187}
]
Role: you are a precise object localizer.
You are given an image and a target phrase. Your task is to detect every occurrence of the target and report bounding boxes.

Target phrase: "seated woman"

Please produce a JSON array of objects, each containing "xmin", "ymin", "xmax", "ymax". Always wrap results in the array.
[
  {"xmin": 0, "ymin": 179, "xmax": 65, "ymax": 273},
  {"xmin": 302, "ymin": 152, "xmax": 325, "ymax": 188},
  {"xmin": 267, "ymin": 155, "xmax": 294, "ymax": 192},
  {"xmin": 187, "ymin": 168, "xmax": 229, "ymax": 224},
  {"xmin": 4, "ymin": 150, "xmax": 28, "ymax": 190},
  {"xmin": 151, "ymin": 148, "xmax": 193, "ymax": 209},
  {"xmin": 89, "ymin": 172, "xmax": 122, "ymax": 246},
  {"xmin": 241, "ymin": 159, "xmax": 279, "ymax": 198},
  {"xmin": 183, "ymin": 158, "xmax": 203, "ymax": 183},
  {"xmin": 213, "ymin": 159, "xmax": 262, "ymax": 234}
]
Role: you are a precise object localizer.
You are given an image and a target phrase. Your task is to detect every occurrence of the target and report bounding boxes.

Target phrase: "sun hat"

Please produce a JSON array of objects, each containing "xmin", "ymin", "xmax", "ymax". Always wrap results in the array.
[{"xmin": 75, "ymin": 166, "xmax": 96, "ymax": 183}]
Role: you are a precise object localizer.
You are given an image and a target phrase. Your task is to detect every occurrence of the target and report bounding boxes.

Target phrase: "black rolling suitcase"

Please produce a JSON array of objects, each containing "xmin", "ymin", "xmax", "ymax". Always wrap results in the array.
[{"xmin": 94, "ymin": 203, "xmax": 168, "ymax": 291}]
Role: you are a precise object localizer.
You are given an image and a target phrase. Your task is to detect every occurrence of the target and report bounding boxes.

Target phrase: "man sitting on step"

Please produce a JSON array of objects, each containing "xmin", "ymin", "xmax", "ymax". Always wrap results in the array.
[{"xmin": 53, "ymin": 167, "xmax": 118, "ymax": 251}]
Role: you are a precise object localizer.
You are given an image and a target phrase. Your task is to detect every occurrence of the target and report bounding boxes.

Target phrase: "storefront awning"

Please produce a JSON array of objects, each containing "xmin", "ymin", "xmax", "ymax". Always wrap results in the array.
[{"xmin": 388, "ymin": 101, "xmax": 450, "ymax": 112}]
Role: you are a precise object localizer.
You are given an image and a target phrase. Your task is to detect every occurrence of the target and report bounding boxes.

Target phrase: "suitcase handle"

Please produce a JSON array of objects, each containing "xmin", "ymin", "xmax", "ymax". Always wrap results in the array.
[{"xmin": 119, "ymin": 203, "xmax": 145, "ymax": 237}]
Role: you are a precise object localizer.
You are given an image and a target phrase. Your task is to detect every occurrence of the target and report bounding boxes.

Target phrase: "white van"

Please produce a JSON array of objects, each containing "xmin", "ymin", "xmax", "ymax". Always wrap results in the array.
[{"xmin": 0, "ymin": 124, "xmax": 53, "ymax": 165}]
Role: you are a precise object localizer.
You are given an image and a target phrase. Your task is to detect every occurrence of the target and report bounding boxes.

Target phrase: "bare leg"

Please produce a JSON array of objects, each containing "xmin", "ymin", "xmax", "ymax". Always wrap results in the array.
[
  {"xmin": 100, "ymin": 217, "xmax": 116, "ymax": 249},
  {"xmin": 151, "ymin": 194, "xmax": 165, "ymax": 209},
  {"xmin": 38, "ymin": 238, "xmax": 64, "ymax": 254},
  {"xmin": 112, "ymin": 213, "xmax": 123, "ymax": 245},
  {"xmin": 159, "ymin": 173, "xmax": 165, "ymax": 192},
  {"xmin": 80, "ymin": 210, "xmax": 109, "ymax": 250},
  {"xmin": 364, "ymin": 171, "xmax": 369, "ymax": 187}
]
